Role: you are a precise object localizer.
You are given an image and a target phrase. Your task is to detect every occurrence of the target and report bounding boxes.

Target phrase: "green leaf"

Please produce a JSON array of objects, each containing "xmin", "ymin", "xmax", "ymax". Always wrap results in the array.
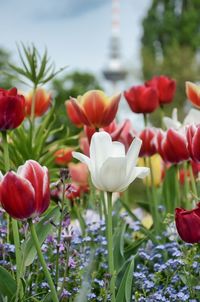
[
  {"xmin": 0, "ymin": 266, "xmax": 17, "ymax": 300},
  {"xmin": 22, "ymin": 206, "xmax": 60, "ymax": 266},
  {"xmin": 113, "ymin": 223, "xmax": 126, "ymax": 272},
  {"xmin": 116, "ymin": 257, "xmax": 135, "ymax": 302}
]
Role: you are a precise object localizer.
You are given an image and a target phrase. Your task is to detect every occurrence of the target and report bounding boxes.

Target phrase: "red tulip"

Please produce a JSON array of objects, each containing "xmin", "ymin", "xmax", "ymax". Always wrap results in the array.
[
  {"xmin": 186, "ymin": 124, "xmax": 200, "ymax": 162},
  {"xmin": 0, "ymin": 87, "xmax": 25, "ymax": 130},
  {"xmin": 175, "ymin": 204, "xmax": 200, "ymax": 243},
  {"xmin": 155, "ymin": 129, "xmax": 189, "ymax": 163},
  {"xmin": 0, "ymin": 160, "xmax": 50, "ymax": 220},
  {"xmin": 139, "ymin": 128, "xmax": 157, "ymax": 157},
  {"xmin": 65, "ymin": 90, "xmax": 121, "ymax": 128},
  {"xmin": 146, "ymin": 75, "xmax": 176, "ymax": 105},
  {"xmin": 124, "ymin": 85, "xmax": 159, "ymax": 114},
  {"xmin": 54, "ymin": 147, "xmax": 74, "ymax": 166},
  {"xmin": 185, "ymin": 81, "xmax": 200, "ymax": 108},
  {"xmin": 25, "ymin": 88, "xmax": 51, "ymax": 117}
]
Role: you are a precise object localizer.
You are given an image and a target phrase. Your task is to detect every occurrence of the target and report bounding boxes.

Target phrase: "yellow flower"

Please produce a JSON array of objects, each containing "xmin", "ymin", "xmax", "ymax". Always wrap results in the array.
[{"xmin": 138, "ymin": 154, "xmax": 163, "ymax": 187}]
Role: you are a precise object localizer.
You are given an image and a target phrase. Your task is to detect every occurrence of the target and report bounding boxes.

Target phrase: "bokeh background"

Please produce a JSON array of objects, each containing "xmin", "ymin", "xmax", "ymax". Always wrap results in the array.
[{"xmin": 0, "ymin": 0, "xmax": 200, "ymax": 129}]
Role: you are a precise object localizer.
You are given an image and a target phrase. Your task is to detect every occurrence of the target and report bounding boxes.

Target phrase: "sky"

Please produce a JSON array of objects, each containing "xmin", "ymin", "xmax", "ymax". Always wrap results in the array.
[
  {"xmin": 1, "ymin": 0, "xmax": 151, "ymax": 128},
  {"xmin": 0, "ymin": 0, "xmax": 151, "ymax": 76}
]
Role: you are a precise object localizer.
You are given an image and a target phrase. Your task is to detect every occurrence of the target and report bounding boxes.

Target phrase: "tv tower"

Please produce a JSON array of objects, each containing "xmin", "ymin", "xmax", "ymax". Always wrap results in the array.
[{"xmin": 103, "ymin": 0, "xmax": 127, "ymax": 90}]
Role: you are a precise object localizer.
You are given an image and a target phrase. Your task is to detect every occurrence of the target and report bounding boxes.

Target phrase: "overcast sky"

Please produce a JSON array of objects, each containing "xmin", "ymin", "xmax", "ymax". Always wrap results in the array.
[{"xmin": 1, "ymin": 0, "xmax": 150, "ymax": 76}]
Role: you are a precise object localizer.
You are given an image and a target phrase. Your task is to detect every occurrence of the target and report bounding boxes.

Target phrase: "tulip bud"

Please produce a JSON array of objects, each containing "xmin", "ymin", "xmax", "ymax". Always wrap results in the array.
[
  {"xmin": 186, "ymin": 124, "xmax": 200, "ymax": 162},
  {"xmin": 124, "ymin": 85, "xmax": 159, "ymax": 114},
  {"xmin": 175, "ymin": 204, "xmax": 200, "ymax": 243},
  {"xmin": 0, "ymin": 87, "xmax": 25, "ymax": 130},
  {"xmin": 146, "ymin": 75, "xmax": 176, "ymax": 105},
  {"xmin": 54, "ymin": 147, "xmax": 74, "ymax": 166},
  {"xmin": 156, "ymin": 129, "xmax": 189, "ymax": 164},
  {"xmin": 139, "ymin": 128, "xmax": 157, "ymax": 157},
  {"xmin": 25, "ymin": 88, "xmax": 51, "ymax": 117},
  {"xmin": 0, "ymin": 160, "xmax": 50, "ymax": 220},
  {"xmin": 185, "ymin": 81, "xmax": 200, "ymax": 108},
  {"xmin": 65, "ymin": 90, "xmax": 121, "ymax": 128}
]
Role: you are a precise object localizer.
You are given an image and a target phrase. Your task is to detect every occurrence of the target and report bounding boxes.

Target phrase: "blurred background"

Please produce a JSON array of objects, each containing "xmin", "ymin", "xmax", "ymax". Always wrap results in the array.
[{"xmin": 0, "ymin": 0, "xmax": 200, "ymax": 128}]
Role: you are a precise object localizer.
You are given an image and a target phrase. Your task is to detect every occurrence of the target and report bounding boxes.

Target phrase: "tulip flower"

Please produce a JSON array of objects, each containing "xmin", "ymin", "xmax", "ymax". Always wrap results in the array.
[
  {"xmin": 0, "ymin": 87, "xmax": 25, "ymax": 130},
  {"xmin": 0, "ymin": 160, "xmax": 50, "ymax": 220},
  {"xmin": 124, "ymin": 85, "xmax": 159, "ymax": 114},
  {"xmin": 68, "ymin": 162, "xmax": 88, "ymax": 188},
  {"xmin": 54, "ymin": 147, "xmax": 74, "ymax": 166},
  {"xmin": 138, "ymin": 154, "xmax": 164, "ymax": 187},
  {"xmin": 185, "ymin": 81, "xmax": 200, "ymax": 108},
  {"xmin": 155, "ymin": 128, "xmax": 189, "ymax": 164},
  {"xmin": 175, "ymin": 204, "xmax": 200, "ymax": 243},
  {"xmin": 186, "ymin": 124, "xmax": 200, "ymax": 162},
  {"xmin": 24, "ymin": 88, "xmax": 51, "ymax": 117},
  {"xmin": 163, "ymin": 108, "xmax": 200, "ymax": 130},
  {"xmin": 146, "ymin": 75, "xmax": 176, "ymax": 105},
  {"xmin": 139, "ymin": 128, "xmax": 157, "ymax": 157},
  {"xmin": 73, "ymin": 131, "xmax": 149, "ymax": 193},
  {"xmin": 65, "ymin": 90, "xmax": 121, "ymax": 128}
]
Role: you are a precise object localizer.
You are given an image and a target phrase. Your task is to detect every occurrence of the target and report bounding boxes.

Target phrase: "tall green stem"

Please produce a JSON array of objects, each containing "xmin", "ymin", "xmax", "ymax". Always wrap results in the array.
[
  {"xmin": 28, "ymin": 219, "xmax": 59, "ymax": 302},
  {"xmin": 148, "ymin": 157, "xmax": 159, "ymax": 233},
  {"xmin": 189, "ymin": 163, "xmax": 198, "ymax": 198},
  {"xmin": 2, "ymin": 131, "xmax": 22, "ymax": 301},
  {"xmin": 106, "ymin": 192, "xmax": 115, "ymax": 302},
  {"xmin": 30, "ymin": 85, "xmax": 37, "ymax": 148},
  {"xmin": 55, "ymin": 181, "xmax": 65, "ymax": 289},
  {"xmin": 175, "ymin": 165, "xmax": 181, "ymax": 208}
]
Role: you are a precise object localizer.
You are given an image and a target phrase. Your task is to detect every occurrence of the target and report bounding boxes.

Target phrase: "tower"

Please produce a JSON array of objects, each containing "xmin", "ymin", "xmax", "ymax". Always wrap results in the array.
[{"xmin": 103, "ymin": 0, "xmax": 127, "ymax": 90}]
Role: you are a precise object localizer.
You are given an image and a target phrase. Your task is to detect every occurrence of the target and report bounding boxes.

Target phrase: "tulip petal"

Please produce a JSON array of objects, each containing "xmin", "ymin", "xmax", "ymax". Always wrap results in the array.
[
  {"xmin": 117, "ymin": 167, "xmax": 150, "ymax": 192},
  {"xmin": 18, "ymin": 160, "xmax": 50, "ymax": 215},
  {"xmin": 72, "ymin": 152, "xmax": 92, "ymax": 171},
  {"xmin": 90, "ymin": 131, "xmax": 112, "ymax": 173},
  {"xmin": 98, "ymin": 157, "xmax": 127, "ymax": 192},
  {"xmin": 0, "ymin": 172, "xmax": 35, "ymax": 220},
  {"xmin": 111, "ymin": 141, "xmax": 125, "ymax": 157},
  {"xmin": 184, "ymin": 108, "xmax": 200, "ymax": 126},
  {"xmin": 126, "ymin": 137, "xmax": 142, "ymax": 175}
]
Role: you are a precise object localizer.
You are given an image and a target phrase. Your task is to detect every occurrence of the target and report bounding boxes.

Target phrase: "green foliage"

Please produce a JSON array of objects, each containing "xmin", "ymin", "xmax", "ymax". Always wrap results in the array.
[
  {"xmin": 22, "ymin": 206, "xmax": 61, "ymax": 267},
  {"xmin": 141, "ymin": 0, "xmax": 200, "ymax": 123},
  {"xmin": 0, "ymin": 266, "xmax": 17, "ymax": 300},
  {"xmin": 9, "ymin": 43, "xmax": 66, "ymax": 87}
]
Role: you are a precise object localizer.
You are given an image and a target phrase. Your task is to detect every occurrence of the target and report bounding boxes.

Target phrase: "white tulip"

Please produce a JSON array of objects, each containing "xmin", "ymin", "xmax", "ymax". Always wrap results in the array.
[{"xmin": 72, "ymin": 131, "xmax": 149, "ymax": 193}]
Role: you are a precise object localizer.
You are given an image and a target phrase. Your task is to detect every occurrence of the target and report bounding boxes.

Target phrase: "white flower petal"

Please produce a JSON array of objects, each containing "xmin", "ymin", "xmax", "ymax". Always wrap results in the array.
[
  {"xmin": 98, "ymin": 157, "xmax": 127, "ymax": 192},
  {"xmin": 111, "ymin": 141, "xmax": 125, "ymax": 157},
  {"xmin": 72, "ymin": 152, "xmax": 91, "ymax": 171},
  {"xmin": 126, "ymin": 137, "xmax": 142, "ymax": 175},
  {"xmin": 117, "ymin": 167, "xmax": 150, "ymax": 192},
  {"xmin": 90, "ymin": 131, "xmax": 112, "ymax": 173},
  {"xmin": 183, "ymin": 108, "xmax": 200, "ymax": 125}
]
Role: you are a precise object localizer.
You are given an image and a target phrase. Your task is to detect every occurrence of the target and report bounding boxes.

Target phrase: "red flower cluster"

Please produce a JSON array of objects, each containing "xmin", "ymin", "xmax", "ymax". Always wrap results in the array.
[
  {"xmin": 152, "ymin": 125, "xmax": 200, "ymax": 164},
  {"xmin": 124, "ymin": 75, "xmax": 176, "ymax": 114}
]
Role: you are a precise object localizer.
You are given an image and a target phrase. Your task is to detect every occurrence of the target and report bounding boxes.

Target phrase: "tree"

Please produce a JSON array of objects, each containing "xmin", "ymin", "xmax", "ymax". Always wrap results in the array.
[
  {"xmin": 51, "ymin": 71, "xmax": 103, "ymax": 136},
  {"xmin": 141, "ymin": 0, "xmax": 200, "ymax": 123},
  {"xmin": 0, "ymin": 48, "xmax": 15, "ymax": 88}
]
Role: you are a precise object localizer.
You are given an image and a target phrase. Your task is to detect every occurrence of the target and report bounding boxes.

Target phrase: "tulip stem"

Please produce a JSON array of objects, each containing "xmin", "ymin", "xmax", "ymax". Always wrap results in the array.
[
  {"xmin": 28, "ymin": 219, "xmax": 59, "ymax": 302},
  {"xmin": 55, "ymin": 180, "xmax": 66, "ymax": 289},
  {"xmin": 148, "ymin": 157, "xmax": 159, "ymax": 233},
  {"xmin": 106, "ymin": 192, "xmax": 116, "ymax": 302},
  {"xmin": 175, "ymin": 165, "xmax": 181, "ymax": 208},
  {"xmin": 189, "ymin": 163, "xmax": 198, "ymax": 198},
  {"xmin": 30, "ymin": 85, "xmax": 37, "ymax": 148},
  {"xmin": 2, "ymin": 130, "xmax": 22, "ymax": 301}
]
